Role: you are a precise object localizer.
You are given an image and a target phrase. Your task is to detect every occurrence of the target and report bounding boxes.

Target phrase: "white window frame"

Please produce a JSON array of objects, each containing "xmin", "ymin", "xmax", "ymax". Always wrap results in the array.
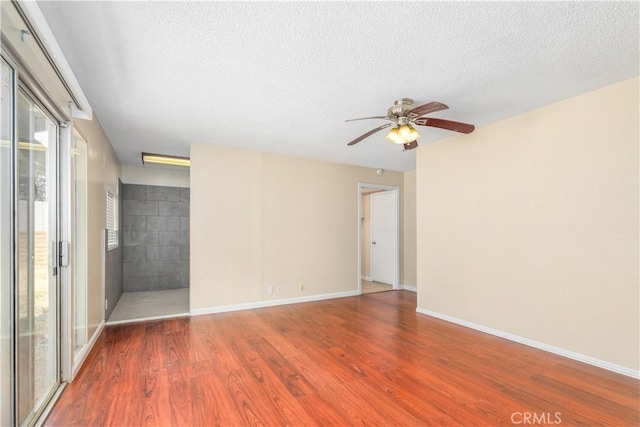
[{"xmin": 106, "ymin": 190, "xmax": 118, "ymax": 250}]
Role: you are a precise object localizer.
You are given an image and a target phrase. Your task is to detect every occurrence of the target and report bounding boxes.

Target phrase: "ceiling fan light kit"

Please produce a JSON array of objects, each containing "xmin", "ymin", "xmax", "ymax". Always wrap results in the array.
[
  {"xmin": 346, "ymin": 98, "xmax": 475, "ymax": 151},
  {"xmin": 386, "ymin": 122, "xmax": 420, "ymax": 145}
]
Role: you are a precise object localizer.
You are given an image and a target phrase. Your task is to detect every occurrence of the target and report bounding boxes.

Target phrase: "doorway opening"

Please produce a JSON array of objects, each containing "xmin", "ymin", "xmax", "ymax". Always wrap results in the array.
[
  {"xmin": 106, "ymin": 183, "xmax": 190, "ymax": 325},
  {"xmin": 358, "ymin": 183, "xmax": 400, "ymax": 295}
]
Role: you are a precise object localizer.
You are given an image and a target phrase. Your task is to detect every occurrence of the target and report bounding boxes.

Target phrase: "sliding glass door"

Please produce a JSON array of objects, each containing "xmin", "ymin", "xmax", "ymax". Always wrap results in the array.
[
  {"xmin": 2, "ymin": 0, "xmax": 85, "ymax": 418},
  {"xmin": 16, "ymin": 88, "xmax": 60, "ymax": 425},
  {"xmin": 1, "ymin": 56, "xmax": 14, "ymax": 427},
  {"xmin": 0, "ymin": 57, "xmax": 64, "ymax": 425}
]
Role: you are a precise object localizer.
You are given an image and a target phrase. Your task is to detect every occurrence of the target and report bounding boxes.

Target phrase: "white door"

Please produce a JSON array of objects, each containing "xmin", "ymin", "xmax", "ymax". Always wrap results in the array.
[{"xmin": 371, "ymin": 191, "xmax": 396, "ymax": 285}]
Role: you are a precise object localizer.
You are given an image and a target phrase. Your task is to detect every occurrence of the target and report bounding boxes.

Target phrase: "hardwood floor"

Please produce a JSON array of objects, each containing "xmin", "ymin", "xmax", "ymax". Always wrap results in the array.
[{"xmin": 46, "ymin": 291, "xmax": 639, "ymax": 426}]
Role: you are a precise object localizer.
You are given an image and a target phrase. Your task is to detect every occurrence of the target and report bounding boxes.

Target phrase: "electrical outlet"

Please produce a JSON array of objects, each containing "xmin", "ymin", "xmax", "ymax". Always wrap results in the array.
[
  {"xmin": 276, "ymin": 285, "xmax": 283, "ymax": 293},
  {"xmin": 105, "ymin": 299, "xmax": 109, "ymax": 310},
  {"xmin": 299, "ymin": 283, "xmax": 304, "ymax": 292},
  {"xmin": 267, "ymin": 286, "xmax": 273, "ymax": 295}
]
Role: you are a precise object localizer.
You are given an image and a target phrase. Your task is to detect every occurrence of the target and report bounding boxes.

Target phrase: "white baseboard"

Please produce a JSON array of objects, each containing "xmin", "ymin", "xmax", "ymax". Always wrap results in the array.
[
  {"xmin": 400, "ymin": 284, "xmax": 417, "ymax": 292},
  {"xmin": 416, "ymin": 308, "xmax": 640, "ymax": 379},
  {"xmin": 191, "ymin": 290, "xmax": 360, "ymax": 316},
  {"xmin": 361, "ymin": 276, "xmax": 372, "ymax": 282},
  {"xmin": 70, "ymin": 320, "xmax": 105, "ymax": 381}
]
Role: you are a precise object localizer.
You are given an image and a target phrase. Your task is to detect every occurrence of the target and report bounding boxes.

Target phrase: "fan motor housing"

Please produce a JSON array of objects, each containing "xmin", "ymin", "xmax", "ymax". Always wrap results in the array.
[{"xmin": 388, "ymin": 98, "xmax": 414, "ymax": 117}]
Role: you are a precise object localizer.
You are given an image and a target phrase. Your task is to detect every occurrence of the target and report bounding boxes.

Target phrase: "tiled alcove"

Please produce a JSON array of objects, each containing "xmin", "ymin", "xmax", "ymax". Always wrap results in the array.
[{"xmin": 122, "ymin": 184, "xmax": 189, "ymax": 292}]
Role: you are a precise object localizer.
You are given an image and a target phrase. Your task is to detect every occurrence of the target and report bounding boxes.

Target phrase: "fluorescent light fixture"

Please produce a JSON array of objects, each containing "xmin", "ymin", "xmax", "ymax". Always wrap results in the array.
[
  {"xmin": 0, "ymin": 140, "xmax": 47, "ymax": 151},
  {"xmin": 19, "ymin": 141, "xmax": 47, "ymax": 152},
  {"xmin": 142, "ymin": 152, "xmax": 190, "ymax": 167}
]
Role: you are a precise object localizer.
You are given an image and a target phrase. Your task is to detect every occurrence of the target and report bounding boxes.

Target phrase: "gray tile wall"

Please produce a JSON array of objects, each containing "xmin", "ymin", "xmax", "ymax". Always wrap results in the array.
[
  {"xmin": 122, "ymin": 184, "xmax": 190, "ymax": 292},
  {"xmin": 105, "ymin": 234, "xmax": 123, "ymax": 319}
]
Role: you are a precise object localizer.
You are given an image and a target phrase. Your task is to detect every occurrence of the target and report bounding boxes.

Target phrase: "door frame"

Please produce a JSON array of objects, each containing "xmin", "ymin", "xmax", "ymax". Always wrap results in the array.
[{"xmin": 357, "ymin": 183, "xmax": 400, "ymax": 294}]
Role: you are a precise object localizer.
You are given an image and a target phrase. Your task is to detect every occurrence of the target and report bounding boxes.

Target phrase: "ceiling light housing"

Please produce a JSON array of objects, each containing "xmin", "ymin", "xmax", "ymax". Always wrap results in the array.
[{"xmin": 141, "ymin": 152, "xmax": 190, "ymax": 167}]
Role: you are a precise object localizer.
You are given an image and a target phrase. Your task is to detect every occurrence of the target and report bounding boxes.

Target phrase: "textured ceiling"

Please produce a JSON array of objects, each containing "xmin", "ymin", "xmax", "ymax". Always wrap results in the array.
[{"xmin": 38, "ymin": 1, "xmax": 638, "ymax": 172}]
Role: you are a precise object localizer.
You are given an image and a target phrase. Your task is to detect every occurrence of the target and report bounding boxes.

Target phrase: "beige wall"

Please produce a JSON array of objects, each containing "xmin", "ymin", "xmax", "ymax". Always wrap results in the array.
[
  {"xmin": 416, "ymin": 78, "xmax": 639, "ymax": 370},
  {"xmin": 74, "ymin": 114, "xmax": 121, "ymax": 336},
  {"xmin": 121, "ymin": 165, "xmax": 190, "ymax": 188},
  {"xmin": 190, "ymin": 145, "xmax": 404, "ymax": 310},
  {"xmin": 403, "ymin": 170, "xmax": 416, "ymax": 288},
  {"xmin": 191, "ymin": 147, "xmax": 262, "ymax": 308}
]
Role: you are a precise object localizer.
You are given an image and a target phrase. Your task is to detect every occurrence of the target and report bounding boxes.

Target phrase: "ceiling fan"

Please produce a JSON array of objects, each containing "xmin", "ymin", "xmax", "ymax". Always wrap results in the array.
[{"xmin": 345, "ymin": 98, "xmax": 475, "ymax": 151}]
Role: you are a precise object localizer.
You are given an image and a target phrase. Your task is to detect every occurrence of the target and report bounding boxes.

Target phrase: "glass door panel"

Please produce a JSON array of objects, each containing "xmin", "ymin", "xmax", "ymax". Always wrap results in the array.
[
  {"xmin": 1, "ymin": 57, "xmax": 14, "ymax": 427},
  {"xmin": 16, "ymin": 89, "xmax": 58, "ymax": 425},
  {"xmin": 72, "ymin": 129, "xmax": 87, "ymax": 359}
]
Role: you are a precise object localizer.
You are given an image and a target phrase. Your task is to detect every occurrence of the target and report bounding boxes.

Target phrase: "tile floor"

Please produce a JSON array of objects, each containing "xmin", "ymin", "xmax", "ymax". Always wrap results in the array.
[
  {"xmin": 107, "ymin": 282, "xmax": 392, "ymax": 325},
  {"xmin": 107, "ymin": 288, "xmax": 189, "ymax": 324}
]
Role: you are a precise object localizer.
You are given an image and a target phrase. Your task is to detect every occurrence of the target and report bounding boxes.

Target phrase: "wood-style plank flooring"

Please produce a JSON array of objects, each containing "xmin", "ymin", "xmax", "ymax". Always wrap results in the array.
[{"xmin": 46, "ymin": 291, "xmax": 639, "ymax": 426}]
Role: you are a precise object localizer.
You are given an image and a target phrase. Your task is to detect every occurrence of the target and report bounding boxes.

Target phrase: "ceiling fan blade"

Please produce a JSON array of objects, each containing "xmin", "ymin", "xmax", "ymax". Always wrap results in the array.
[
  {"xmin": 345, "ymin": 116, "xmax": 389, "ymax": 122},
  {"xmin": 414, "ymin": 117, "xmax": 475, "ymax": 134},
  {"xmin": 347, "ymin": 123, "xmax": 393, "ymax": 146},
  {"xmin": 407, "ymin": 101, "xmax": 448, "ymax": 118},
  {"xmin": 403, "ymin": 141, "xmax": 419, "ymax": 151}
]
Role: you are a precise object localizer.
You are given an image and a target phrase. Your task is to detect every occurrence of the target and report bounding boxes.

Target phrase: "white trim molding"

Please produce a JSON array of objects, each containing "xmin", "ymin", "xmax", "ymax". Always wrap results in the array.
[
  {"xmin": 192, "ymin": 290, "xmax": 360, "ymax": 317},
  {"xmin": 400, "ymin": 285, "xmax": 417, "ymax": 292},
  {"xmin": 70, "ymin": 320, "xmax": 105, "ymax": 381},
  {"xmin": 361, "ymin": 276, "xmax": 372, "ymax": 282},
  {"xmin": 416, "ymin": 308, "xmax": 640, "ymax": 379},
  {"xmin": 18, "ymin": 0, "xmax": 93, "ymax": 119},
  {"xmin": 357, "ymin": 182, "xmax": 400, "ymax": 293}
]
